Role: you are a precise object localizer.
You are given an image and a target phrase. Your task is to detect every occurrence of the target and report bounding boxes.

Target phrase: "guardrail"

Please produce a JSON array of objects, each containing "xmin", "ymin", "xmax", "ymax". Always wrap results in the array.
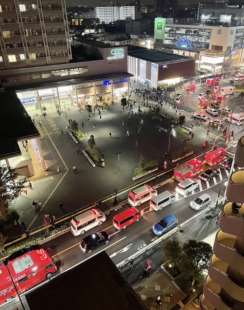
[{"xmin": 116, "ymin": 227, "xmax": 178, "ymax": 269}]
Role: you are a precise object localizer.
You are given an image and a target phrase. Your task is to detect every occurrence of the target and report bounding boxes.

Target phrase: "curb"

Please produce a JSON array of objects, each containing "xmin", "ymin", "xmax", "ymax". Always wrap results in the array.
[
  {"xmin": 82, "ymin": 150, "xmax": 96, "ymax": 167},
  {"xmin": 132, "ymin": 167, "xmax": 159, "ymax": 181}
]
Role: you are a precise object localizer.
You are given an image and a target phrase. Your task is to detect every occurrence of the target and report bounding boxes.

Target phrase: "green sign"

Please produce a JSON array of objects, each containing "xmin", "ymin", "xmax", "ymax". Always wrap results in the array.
[{"xmin": 154, "ymin": 17, "xmax": 166, "ymax": 41}]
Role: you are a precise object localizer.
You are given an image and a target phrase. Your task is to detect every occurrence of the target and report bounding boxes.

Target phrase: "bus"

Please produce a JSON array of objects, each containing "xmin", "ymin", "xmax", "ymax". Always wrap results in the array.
[
  {"xmin": 128, "ymin": 185, "xmax": 156, "ymax": 207},
  {"xmin": 0, "ymin": 248, "xmax": 57, "ymax": 305}
]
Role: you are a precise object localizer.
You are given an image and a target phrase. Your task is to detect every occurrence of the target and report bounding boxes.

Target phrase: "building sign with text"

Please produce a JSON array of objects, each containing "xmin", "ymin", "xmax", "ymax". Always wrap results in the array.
[
  {"xmin": 154, "ymin": 17, "xmax": 166, "ymax": 40},
  {"xmin": 107, "ymin": 48, "xmax": 125, "ymax": 60}
]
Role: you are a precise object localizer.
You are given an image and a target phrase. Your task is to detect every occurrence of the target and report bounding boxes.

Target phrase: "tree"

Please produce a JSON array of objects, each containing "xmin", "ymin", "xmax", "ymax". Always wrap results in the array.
[
  {"xmin": 183, "ymin": 240, "xmax": 212, "ymax": 271},
  {"xmin": 164, "ymin": 239, "xmax": 182, "ymax": 266}
]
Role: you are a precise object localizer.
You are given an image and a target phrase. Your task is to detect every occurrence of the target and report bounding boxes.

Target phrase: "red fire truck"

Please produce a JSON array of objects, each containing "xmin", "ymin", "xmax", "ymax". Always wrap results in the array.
[
  {"xmin": 204, "ymin": 147, "xmax": 227, "ymax": 166},
  {"xmin": 174, "ymin": 158, "xmax": 204, "ymax": 181},
  {"xmin": 206, "ymin": 77, "xmax": 221, "ymax": 87},
  {"xmin": 0, "ymin": 248, "xmax": 57, "ymax": 305}
]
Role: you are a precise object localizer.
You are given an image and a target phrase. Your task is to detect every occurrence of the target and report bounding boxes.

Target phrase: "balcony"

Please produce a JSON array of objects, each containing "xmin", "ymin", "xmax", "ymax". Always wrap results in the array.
[
  {"xmin": 209, "ymin": 256, "xmax": 244, "ymax": 303},
  {"xmin": 226, "ymin": 170, "xmax": 244, "ymax": 203},
  {"xmin": 214, "ymin": 230, "xmax": 244, "ymax": 275},
  {"xmin": 203, "ymin": 277, "xmax": 231, "ymax": 310},
  {"xmin": 219, "ymin": 203, "xmax": 244, "ymax": 237}
]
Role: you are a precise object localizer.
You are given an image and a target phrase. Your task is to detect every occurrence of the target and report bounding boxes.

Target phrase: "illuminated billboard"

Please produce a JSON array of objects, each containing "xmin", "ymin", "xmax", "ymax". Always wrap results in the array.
[
  {"xmin": 107, "ymin": 48, "xmax": 125, "ymax": 60},
  {"xmin": 154, "ymin": 17, "xmax": 166, "ymax": 41}
]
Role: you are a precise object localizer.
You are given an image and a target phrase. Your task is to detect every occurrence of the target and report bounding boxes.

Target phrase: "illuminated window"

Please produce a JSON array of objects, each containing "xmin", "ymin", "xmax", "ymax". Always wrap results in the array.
[
  {"xmin": 29, "ymin": 53, "xmax": 36, "ymax": 60},
  {"xmin": 0, "ymin": 56, "xmax": 3, "ymax": 62},
  {"xmin": 8, "ymin": 54, "xmax": 17, "ymax": 62},
  {"xmin": 31, "ymin": 4, "xmax": 37, "ymax": 9},
  {"xmin": 2, "ymin": 31, "xmax": 11, "ymax": 39},
  {"xmin": 19, "ymin": 4, "xmax": 26, "ymax": 12},
  {"xmin": 19, "ymin": 53, "xmax": 25, "ymax": 60}
]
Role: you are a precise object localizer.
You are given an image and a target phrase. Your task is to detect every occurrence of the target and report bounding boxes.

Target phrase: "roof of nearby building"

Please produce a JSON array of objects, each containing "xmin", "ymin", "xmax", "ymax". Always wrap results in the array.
[
  {"xmin": 128, "ymin": 46, "xmax": 191, "ymax": 63},
  {"xmin": 12, "ymin": 72, "xmax": 132, "ymax": 91},
  {"xmin": 0, "ymin": 90, "xmax": 38, "ymax": 159},
  {"xmin": 25, "ymin": 252, "xmax": 147, "ymax": 310}
]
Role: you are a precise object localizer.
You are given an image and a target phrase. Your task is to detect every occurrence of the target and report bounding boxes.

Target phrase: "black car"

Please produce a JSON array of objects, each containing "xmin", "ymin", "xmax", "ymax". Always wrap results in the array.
[
  {"xmin": 199, "ymin": 169, "xmax": 219, "ymax": 181},
  {"xmin": 80, "ymin": 231, "xmax": 109, "ymax": 253}
]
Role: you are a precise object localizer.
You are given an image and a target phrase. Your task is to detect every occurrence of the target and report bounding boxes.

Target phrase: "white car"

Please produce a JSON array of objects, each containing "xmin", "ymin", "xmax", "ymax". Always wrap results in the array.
[
  {"xmin": 190, "ymin": 194, "xmax": 211, "ymax": 211},
  {"xmin": 176, "ymin": 179, "xmax": 199, "ymax": 197},
  {"xmin": 206, "ymin": 108, "xmax": 219, "ymax": 117},
  {"xmin": 191, "ymin": 113, "xmax": 209, "ymax": 122}
]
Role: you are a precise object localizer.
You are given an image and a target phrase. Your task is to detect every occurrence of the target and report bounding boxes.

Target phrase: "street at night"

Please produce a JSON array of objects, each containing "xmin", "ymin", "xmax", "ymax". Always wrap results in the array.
[{"xmin": 1, "ymin": 1, "xmax": 244, "ymax": 309}]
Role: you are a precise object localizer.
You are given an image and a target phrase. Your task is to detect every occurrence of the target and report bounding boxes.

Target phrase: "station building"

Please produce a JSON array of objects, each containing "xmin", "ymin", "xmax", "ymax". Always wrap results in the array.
[{"xmin": 2, "ymin": 45, "xmax": 130, "ymax": 115}]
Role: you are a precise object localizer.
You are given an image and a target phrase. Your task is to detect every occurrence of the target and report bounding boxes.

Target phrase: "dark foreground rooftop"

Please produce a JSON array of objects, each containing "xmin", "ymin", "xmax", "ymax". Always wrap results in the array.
[
  {"xmin": 0, "ymin": 90, "xmax": 38, "ymax": 159},
  {"xmin": 25, "ymin": 252, "xmax": 147, "ymax": 310},
  {"xmin": 128, "ymin": 46, "xmax": 190, "ymax": 63}
]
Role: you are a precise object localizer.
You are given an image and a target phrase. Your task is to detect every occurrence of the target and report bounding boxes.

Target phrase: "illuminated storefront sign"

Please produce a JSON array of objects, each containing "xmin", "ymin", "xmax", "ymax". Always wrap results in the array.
[
  {"xmin": 154, "ymin": 17, "xmax": 166, "ymax": 40},
  {"xmin": 103, "ymin": 80, "xmax": 112, "ymax": 87},
  {"xmin": 107, "ymin": 48, "xmax": 125, "ymax": 60}
]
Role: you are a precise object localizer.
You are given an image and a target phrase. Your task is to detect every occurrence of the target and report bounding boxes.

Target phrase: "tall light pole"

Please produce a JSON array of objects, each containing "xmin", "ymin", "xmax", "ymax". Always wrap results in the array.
[{"xmin": 167, "ymin": 124, "xmax": 177, "ymax": 155}]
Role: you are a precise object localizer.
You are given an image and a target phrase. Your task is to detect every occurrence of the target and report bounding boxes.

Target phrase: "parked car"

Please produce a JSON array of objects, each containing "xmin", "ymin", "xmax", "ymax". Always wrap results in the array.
[
  {"xmin": 199, "ymin": 169, "xmax": 219, "ymax": 181},
  {"xmin": 190, "ymin": 194, "xmax": 211, "ymax": 211},
  {"xmin": 176, "ymin": 179, "xmax": 199, "ymax": 197},
  {"xmin": 152, "ymin": 214, "xmax": 178, "ymax": 236},
  {"xmin": 80, "ymin": 231, "xmax": 109, "ymax": 253}
]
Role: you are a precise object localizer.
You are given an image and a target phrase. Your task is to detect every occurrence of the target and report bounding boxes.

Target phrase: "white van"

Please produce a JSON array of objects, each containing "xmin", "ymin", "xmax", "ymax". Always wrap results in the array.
[
  {"xmin": 150, "ymin": 191, "xmax": 175, "ymax": 211},
  {"xmin": 176, "ymin": 179, "xmax": 199, "ymax": 197},
  {"xmin": 229, "ymin": 113, "xmax": 244, "ymax": 126},
  {"xmin": 70, "ymin": 208, "xmax": 106, "ymax": 236}
]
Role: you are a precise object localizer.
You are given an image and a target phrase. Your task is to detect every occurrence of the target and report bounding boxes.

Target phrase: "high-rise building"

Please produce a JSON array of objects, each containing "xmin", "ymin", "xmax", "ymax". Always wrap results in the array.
[
  {"xmin": 0, "ymin": 0, "xmax": 71, "ymax": 69},
  {"xmin": 95, "ymin": 6, "xmax": 135, "ymax": 24},
  {"xmin": 202, "ymin": 136, "xmax": 244, "ymax": 309}
]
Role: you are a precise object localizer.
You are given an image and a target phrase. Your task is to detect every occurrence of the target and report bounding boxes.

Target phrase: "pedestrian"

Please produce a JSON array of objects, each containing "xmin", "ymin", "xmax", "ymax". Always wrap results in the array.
[
  {"xmin": 109, "ymin": 132, "xmax": 112, "ymax": 137},
  {"xmin": 72, "ymin": 165, "xmax": 77, "ymax": 173},
  {"xmin": 126, "ymin": 130, "xmax": 130, "ymax": 136},
  {"xmin": 56, "ymin": 166, "xmax": 61, "ymax": 173},
  {"xmin": 28, "ymin": 180, "xmax": 32, "ymax": 189},
  {"xmin": 156, "ymin": 296, "xmax": 162, "ymax": 306},
  {"xmin": 59, "ymin": 203, "xmax": 65, "ymax": 214},
  {"xmin": 21, "ymin": 221, "xmax": 27, "ymax": 233}
]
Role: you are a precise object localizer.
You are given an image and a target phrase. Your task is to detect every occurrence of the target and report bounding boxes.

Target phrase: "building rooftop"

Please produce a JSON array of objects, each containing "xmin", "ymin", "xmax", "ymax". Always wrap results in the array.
[
  {"xmin": 25, "ymin": 252, "xmax": 147, "ymax": 310},
  {"xmin": 12, "ymin": 72, "xmax": 132, "ymax": 91},
  {"xmin": 0, "ymin": 90, "xmax": 38, "ymax": 159},
  {"xmin": 128, "ymin": 46, "xmax": 190, "ymax": 63}
]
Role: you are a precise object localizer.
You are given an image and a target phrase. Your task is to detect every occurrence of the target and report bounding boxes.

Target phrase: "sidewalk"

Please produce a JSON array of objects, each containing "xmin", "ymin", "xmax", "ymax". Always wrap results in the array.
[{"xmin": 134, "ymin": 268, "xmax": 185, "ymax": 310}]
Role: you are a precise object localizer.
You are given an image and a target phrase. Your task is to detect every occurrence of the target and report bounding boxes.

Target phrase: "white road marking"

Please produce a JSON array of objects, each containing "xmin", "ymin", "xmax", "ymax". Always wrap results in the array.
[
  {"xmin": 59, "ymin": 236, "xmax": 126, "ymax": 274},
  {"xmin": 27, "ymin": 123, "xmax": 69, "ymax": 229}
]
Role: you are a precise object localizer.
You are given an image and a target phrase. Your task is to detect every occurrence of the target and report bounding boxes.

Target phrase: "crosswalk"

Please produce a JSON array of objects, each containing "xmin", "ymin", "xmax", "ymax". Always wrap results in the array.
[{"xmin": 175, "ymin": 166, "xmax": 229, "ymax": 200}]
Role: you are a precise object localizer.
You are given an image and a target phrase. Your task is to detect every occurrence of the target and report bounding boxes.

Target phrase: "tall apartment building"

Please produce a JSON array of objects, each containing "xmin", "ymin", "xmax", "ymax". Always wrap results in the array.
[
  {"xmin": 202, "ymin": 136, "xmax": 244, "ymax": 309},
  {"xmin": 0, "ymin": 0, "xmax": 72, "ymax": 68},
  {"xmin": 95, "ymin": 6, "xmax": 135, "ymax": 24}
]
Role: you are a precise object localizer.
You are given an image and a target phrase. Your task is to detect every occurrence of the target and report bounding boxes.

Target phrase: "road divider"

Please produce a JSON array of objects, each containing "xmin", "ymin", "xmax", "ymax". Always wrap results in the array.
[
  {"xmin": 116, "ymin": 227, "xmax": 178, "ymax": 269},
  {"xmin": 82, "ymin": 150, "xmax": 96, "ymax": 167}
]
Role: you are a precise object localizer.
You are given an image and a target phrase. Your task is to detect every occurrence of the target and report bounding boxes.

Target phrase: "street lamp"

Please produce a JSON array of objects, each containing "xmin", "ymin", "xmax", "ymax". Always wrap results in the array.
[{"xmin": 167, "ymin": 125, "xmax": 177, "ymax": 154}]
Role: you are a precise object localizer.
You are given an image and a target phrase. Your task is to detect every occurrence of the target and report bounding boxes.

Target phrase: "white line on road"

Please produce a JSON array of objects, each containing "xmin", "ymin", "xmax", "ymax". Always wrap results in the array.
[
  {"xmin": 58, "ymin": 236, "xmax": 127, "ymax": 274},
  {"xmin": 27, "ymin": 122, "xmax": 69, "ymax": 229}
]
